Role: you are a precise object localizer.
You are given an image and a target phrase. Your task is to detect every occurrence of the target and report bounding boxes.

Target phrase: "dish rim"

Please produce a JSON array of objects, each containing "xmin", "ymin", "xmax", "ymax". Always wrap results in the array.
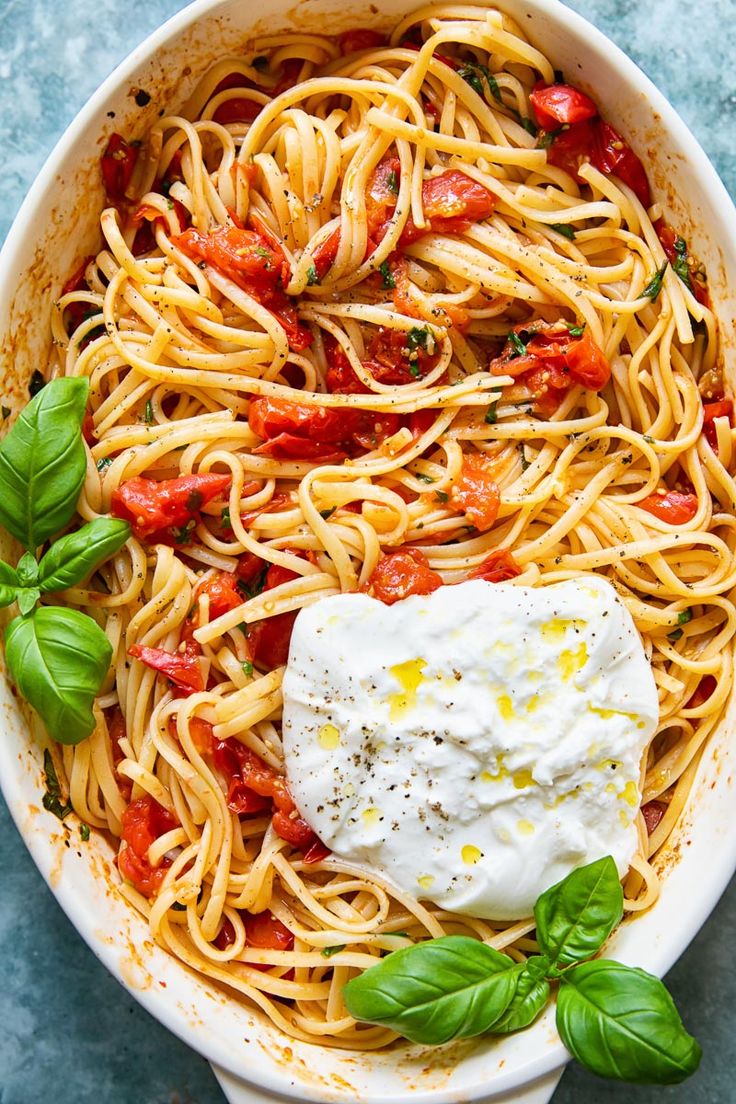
[{"xmin": 1, "ymin": 0, "xmax": 735, "ymax": 1100}]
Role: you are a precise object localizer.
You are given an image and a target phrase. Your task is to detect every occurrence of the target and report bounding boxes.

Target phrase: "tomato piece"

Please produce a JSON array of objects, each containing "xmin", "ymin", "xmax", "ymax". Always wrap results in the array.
[
  {"xmin": 214, "ymin": 917, "xmax": 237, "ymax": 950},
  {"xmin": 128, "ymin": 643, "xmax": 206, "ymax": 694},
  {"xmin": 312, "ymin": 225, "xmax": 342, "ymax": 280},
  {"xmin": 638, "ymin": 491, "xmax": 698, "ymax": 524},
  {"xmin": 273, "ymin": 57, "xmax": 304, "ymax": 96},
  {"xmin": 368, "ymin": 547, "xmax": 443, "ymax": 604},
  {"xmin": 339, "ymin": 28, "xmax": 387, "ymax": 53},
  {"xmin": 591, "ymin": 120, "xmax": 651, "ymax": 208},
  {"xmin": 655, "ymin": 221, "xmax": 709, "ymax": 307},
  {"xmin": 366, "ymin": 157, "xmax": 401, "ymax": 236},
  {"xmin": 213, "ymin": 97, "xmax": 263, "ymax": 124},
  {"xmin": 687, "ymin": 675, "xmax": 717, "ymax": 709},
  {"xmin": 248, "ymin": 611, "xmax": 298, "ymax": 667},
  {"xmin": 213, "ymin": 738, "xmax": 272, "ymax": 816},
  {"xmin": 422, "ymin": 170, "xmax": 495, "ymax": 223},
  {"xmin": 324, "ymin": 335, "xmax": 367, "ymax": 395},
  {"xmin": 302, "ymin": 838, "xmax": 331, "ymax": 863},
  {"xmin": 272, "ymin": 807, "xmax": 320, "ymax": 848},
  {"xmin": 249, "ymin": 395, "xmax": 356, "ymax": 445},
  {"xmin": 175, "ymin": 226, "xmax": 288, "ymax": 298},
  {"xmin": 450, "ymin": 460, "xmax": 500, "ymax": 532},
  {"xmin": 112, "ymin": 472, "xmax": 231, "ymax": 543},
  {"xmin": 244, "ymin": 910, "xmax": 294, "ymax": 951},
  {"xmin": 564, "ymin": 330, "xmax": 611, "ymax": 390},
  {"xmin": 119, "ymin": 794, "xmax": 178, "ymax": 897},
  {"xmin": 101, "ymin": 133, "xmax": 139, "ymax": 202},
  {"xmin": 544, "ymin": 118, "xmax": 597, "ymax": 178},
  {"xmin": 107, "ymin": 704, "xmax": 132, "ymax": 801},
  {"xmin": 408, "ymin": 409, "xmax": 437, "ymax": 439},
  {"xmin": 641, "ymin": 801, "xmax": 666, "ymax": 835},
  {"xmin": 702, "ymin": 400, "xmax": 732, "ymax": 424},
  {"xmin": 188, "ymin": 716, "xmax": 216, "ymax": 754},
  {"xmin": 530, "ymin": 82, "xmax": 598, "ymax": 129},
  {"xmin": 468, "ymin": 548, "xmax": 521, "ymax": 583},
  {"xmin": 195, "ymin": 571, "xmax": 243, "ymax": 620}
]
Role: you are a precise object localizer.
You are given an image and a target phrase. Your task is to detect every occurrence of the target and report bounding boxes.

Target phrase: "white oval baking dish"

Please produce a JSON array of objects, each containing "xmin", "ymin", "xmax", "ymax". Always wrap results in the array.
[{"xmin": 0, "ymin": 1, "xmax": 734, "ymax": 1102}]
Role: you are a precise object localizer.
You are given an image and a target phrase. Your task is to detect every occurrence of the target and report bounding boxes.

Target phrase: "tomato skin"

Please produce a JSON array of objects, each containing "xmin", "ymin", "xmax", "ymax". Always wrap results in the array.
[
  {"xmin": 687, "ymin": 675, "xmax": 717, "ymax": 710},
  {"xmin": 195, "ymin": 571, "xmax": 243, "ymax": 620},
  {"xmin": 111, "ymin": 473, "xmax": 231, "ymax": 542},
  {"xmin": 175, "ymin": 226, "xmax": 288, "ymax": 297},
  {"xmin": 119, "ymin": 795, "xmax": 178, "ymax": 897},
  {"xmin": 213, "ymin": 96, "xmax": 263, "ymax": 124},
  {"xmin": 244, "ymin": 910, "xmax": 294, "ymax": 951},
  {"xmin": 591, "ymin": 121, "xmax": 651, "ymax": 209},
  {"xmin": 249, "ymin": 395, "xmax": 355, "ymax": 444},
  {"xmin": 339, "ymin": 28, "xmax": 388, "ymax": 52},
  {"xmin": 639, "ymin": 491, "xmax": 698, "ymax": 524},
  {"xmin": 128, "ymin": 643, "xmax": 206, "ymax": 694},
  {"xmin": 564, "ymin": 330, "xmax": 611, "ymax": 390},
  {"xmin": 450, "ymin": 460, "xmax": 500, "ymax": 532},
  {"xmin": 530, "ymin": 83, "xmax": 598, "ymax": 129},
  {"xmin": 101, "ymin": 133, "xmax": 139, "ymax": 201},
  {"xmin": 490, "ymin": 321, "xmax": 609, "ymax": 412},
  {"xmin": 468, "ymin": 548, "xmax": 521, "ymax": 583},
  {"xmin": 107, "ymin": 705, "xmax": 132, "ymax": 801},
  {"xmin": 396, "ymin": 170, "xmax": 496, "ymax": 245},
  {"xmin": 368, "ymin": 547, "xmax": 443, "ymax": 604},
  {"xmin": 703, "ymin": 399, "xmax": 733, "ymax": 451},
  {"xmin": 642, "ymin": 801, "xmax": 666, "ymax": 835}
]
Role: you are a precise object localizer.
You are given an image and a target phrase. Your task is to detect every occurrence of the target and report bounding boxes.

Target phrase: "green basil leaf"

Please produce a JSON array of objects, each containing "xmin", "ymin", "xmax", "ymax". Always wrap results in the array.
[
  {"xmin": 343, "ymin": 935, "xmax": 520, "ymax": 1044},
  {"xmin": 535, "ymin": 856, "xmax": 622, "ymax": 970},
  {"xmin": 643, "ymin": 262, "xmax": 668, "ymax": 301},
  {"xmin": 557, "ymin": 960, "xmax": 702, "ymax": 1084},
  {"xmin": 5, "ymin": 605, "xmax": 111, "ymax": 745},
  {"xmin": 0, "ymin": 377, "xmax": 89, "ymax": 550},
  {"xmin": 0, "ymin": 559, "xmax": 21, "ymax": 609},
  {"xmin": 17, "ymin": 588, "xmax": 40, "ymax": 616},
  {"xmin": 492, "ymin": 955, "xmax": 551, "ymax": 1034},
  {"xmin": 549, "ymin": 222, "xmax": 576, "ymax": 240},
  {"xmin": 16, "ymin": 552, "xmax": 39, "ymax": 586},
  {"xmin": 37, "ymin": 517, "xmax": 130, "ymax": 594}
]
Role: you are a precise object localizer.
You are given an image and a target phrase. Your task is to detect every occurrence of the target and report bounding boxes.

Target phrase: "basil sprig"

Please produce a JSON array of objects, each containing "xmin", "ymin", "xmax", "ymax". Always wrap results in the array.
[
  {"xmin": 0, "ymin": 378, "xmax": 130, "ymax": 744},
  {"xmin": 343, "ymin": 857, "xmax": 701, "ymax": 1085}
]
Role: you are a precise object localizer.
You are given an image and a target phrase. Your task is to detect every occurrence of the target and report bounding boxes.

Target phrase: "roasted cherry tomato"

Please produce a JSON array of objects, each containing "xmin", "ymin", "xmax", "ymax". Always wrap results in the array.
[
  {"xmin": 107, "ymin": 704, "xmax": 132, "ymax": 801},
  {"xmin": 128, "ymin": 643, "xmax": 206, "ymax": 694},
  {"xmin": 101, "ymin": 133, "xmax": 139, "ymax": 201},
  {"xmin": 368, "ymin": 547, "xmax": 443, "ymax": 604},
  {"xmin": 111, "ymin": 473, "xmax": 231, "ymax": 543},
  {"xmin": 490, "ymin": 321, "xmax": 610, "ymax": 414},
  {"xmin": 213, "ymin": 96, "xmax": 263, "ymax": 124},
  {"xmin": 686, "ymin": 675, "xmax": 717, "ymax": 710},
  {"xmin": 702, "ymin": 399, "xmax": 733, "ymax": 451},
  {"xmin": 529, "ymin": 82, "xmax": 598, "ymax": 128},
  {"xmin": 449, "ymin": 460, "xmax": 500, "ymax": 532},
  {"xmin": 194, "ymin": 571, "xmax": 244, "ymax": 621},
  {"xmin": 338, "ymin": 28, "xmax": 388, "ymax": 53},
  {"xmin": 641, "ymin": 801, "xmax": 667, "ymax": 835},
  {"xmin": 118, "ymin": 794, "xmax": 178, "ymax": 897},
  {"xmin": 244, "ymin": 910, "xmax": 295, "ymax": 950},
  {"xmin": 468, "ymin": 548, "xmax": 521, "ymax": 583},
  {"xmin": 638, "ymin": 490, "xmax": 698, "ymax": 525}
]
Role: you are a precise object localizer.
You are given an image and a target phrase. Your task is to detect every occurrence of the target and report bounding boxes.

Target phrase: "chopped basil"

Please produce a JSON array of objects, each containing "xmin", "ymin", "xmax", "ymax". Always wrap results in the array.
[
  {"xmin": 171, "ymin": 901, "xmax": 187, "ymax": 911},
  {"xmin": 306, "ymin": 263, "xmax": 320, "ymax": 286},
  {"xmin": 672, "ymin": 236, "xmax": 693, "ymax": 290},
  {"xmin": 519, "ymin": 444, "xmax": 531, "ymax": 471},
  {"xmin": 42, "ymin": 748, "xmax": 73, "ymax": 821},
  {"xmin": 485, "ymin": 402, "xmax": 498, "ymax": 424},
  {"xmin": 406, "ymin": 326, "xmax": 432, "ymax": 352},
  {"xmin": 252, "ymin": 55, "xmax": 269, "ymax": 71},
  {"xmin": 435, "ymin": 490, "xmax": 449, "ymax": 503},
  {"xmin": 508, "ymin": 330, "xmax": 528, "ymax": 358},
  {"xmin": 29, "ymin": 370, "xmax": 46, "ymax": 397},
  {"xmin": 221, "ymin": 506, "xmax": 231, "ymax": 527},
  {"xmin": 80, "ymin": 823, "xmax": 90, "ymax": 841},
  {"xmin": 457, "ymin": 62, "xmax": 500, "ymax": 103},
  {"xmin": 567, "ymin": 324, "xmax": 585, "ymax": 338},
  {"xmin": 322, "ymin": 944, "xmax": 346, "ymax": 957},
  {"xmin": 254, "ymin": 245, "xmax": 271, "ymax": 259},
  {"xmin": 379, "ymin": 260, "xmax": 396, "ymax": 289},
  {"xmin": 416, "ymin": 473, "xmax": 435, "ymax": 484},
  {"xmin": 643, "ymin": 263, "xmax": 668, "ymax": 301},
  {"xmin": 1, "ymin": 406, "xmax": 10, "ymax": 420},
  {"xmin": 242, "ymin": 660, "xmax": 254, "ymax": 676},
  {"xmin": 549, "ymin": 223, "xmax": 576, "ymax": 240},
  {"xmin": 409, "ymin": 363, "xmax": 422, "ymax": 378},
  {"xmin": 386, "ymin": 169, "xmax": 399, "ymax": 194},
  {"xmin": 520, "ymin": 116, "xmax": 539, "ymax": 137},
  {"xmin": 144, "ymin": 399, "xmax": 154, "ymax": 424},
  {"xmin": 171, "ymin": 520, "xmax": 196, "ymax": 545},
  {"xmin": 667, "ymin": 628, "xmax": 684, "ymax": 642},
  {"xmin": 677, "ymin": 609, "xmax": 692, "ymax": 625},
  {"xmin": 538, "ymin": 128, "xmax": 562, "ymax": 149},
  {"xmin": 96, "ymin": 456, "xmax": 113, "ymax": 471},
  {"xmin": 319, "ymin": 507, "xmax": 336, "ymax": 519}
]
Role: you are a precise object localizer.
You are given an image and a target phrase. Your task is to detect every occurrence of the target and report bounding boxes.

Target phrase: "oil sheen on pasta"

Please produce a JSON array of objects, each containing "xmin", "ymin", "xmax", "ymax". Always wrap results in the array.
[{"xmin": 48, "ymin": 5, "xmax": 734, "ymax": 1048}]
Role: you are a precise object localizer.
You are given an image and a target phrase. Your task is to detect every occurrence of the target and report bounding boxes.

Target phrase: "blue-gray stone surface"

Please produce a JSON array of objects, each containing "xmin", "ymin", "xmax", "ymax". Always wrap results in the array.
[{"xmin": 1, "ymin": 1, "xmax": 735, "ymax": 1101}]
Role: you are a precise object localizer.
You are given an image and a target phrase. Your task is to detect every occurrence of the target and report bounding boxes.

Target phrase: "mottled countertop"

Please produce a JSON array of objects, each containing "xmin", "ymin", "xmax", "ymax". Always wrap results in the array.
[{"xmin": 1, "ymin": 1, "xmax": 735, "ymax": 1102}]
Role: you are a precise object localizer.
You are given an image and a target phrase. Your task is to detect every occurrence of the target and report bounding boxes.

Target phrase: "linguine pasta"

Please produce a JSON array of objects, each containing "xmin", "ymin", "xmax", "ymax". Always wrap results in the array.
[{"xmin": 45, "ymin": 4, "xmax": 734, "ymax": 1047}]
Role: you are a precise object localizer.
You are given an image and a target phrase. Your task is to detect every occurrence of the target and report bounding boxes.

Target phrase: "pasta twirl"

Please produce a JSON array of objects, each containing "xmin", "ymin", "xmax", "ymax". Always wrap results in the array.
[{"xmin": 44, "ymin": 4, "xmax": 733, "ymax": 1047}]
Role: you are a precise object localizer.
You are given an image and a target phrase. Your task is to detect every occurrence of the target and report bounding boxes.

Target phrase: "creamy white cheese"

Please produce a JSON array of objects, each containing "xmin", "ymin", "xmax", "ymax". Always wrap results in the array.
[{"xmin": 281, "ymin": 577, "xmax": 658, "ymax": 920}]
